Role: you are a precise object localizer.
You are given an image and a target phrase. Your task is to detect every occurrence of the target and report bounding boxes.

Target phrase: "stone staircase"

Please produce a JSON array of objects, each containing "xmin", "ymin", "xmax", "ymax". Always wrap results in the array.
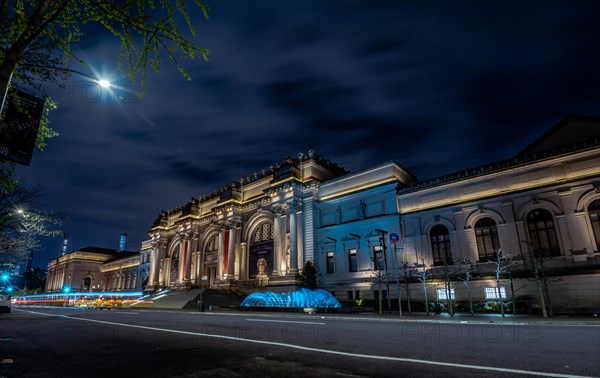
[
  {"xmin": 129, "ymin": 288, "xmax": 244, "ymax": 310},
  {"xmin": 129, "ymin": 289, "xmax": 201, "ymax": 310},
  {"xmin": 197, "ymin": 288, "xmax": 245, "ymax": 309}
]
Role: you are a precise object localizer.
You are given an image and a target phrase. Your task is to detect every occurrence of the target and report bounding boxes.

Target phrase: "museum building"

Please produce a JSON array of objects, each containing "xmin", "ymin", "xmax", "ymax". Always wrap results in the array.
[
  {"xmin": 45, "ymin": 246, "xmax": 151, "ymax": 293},
  {"xmin": 316, "ymin": 115, "xmax": 600, "ymax": 313},
  {"xmin": 46, "ymin": 116, "xmax": 600, "ymax": 313}
]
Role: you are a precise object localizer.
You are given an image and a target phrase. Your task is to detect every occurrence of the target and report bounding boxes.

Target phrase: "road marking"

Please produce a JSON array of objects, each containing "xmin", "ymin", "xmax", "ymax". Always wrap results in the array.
[
  {"xmin": 15, "ymin": 309, "xmax": 595, "ymax": 378},
  {"xmin": 245, "ymin": 319, "xmax": 326, "ymax": 325}
]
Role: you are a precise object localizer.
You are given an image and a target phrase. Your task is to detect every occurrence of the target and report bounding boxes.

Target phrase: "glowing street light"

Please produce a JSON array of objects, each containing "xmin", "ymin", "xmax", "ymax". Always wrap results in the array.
[
  {"xmin": 63, "ymin": 286, "xmax": 71, "ymax": 307},
  {"xmin": 1, "ymin": 64, "xmax": 114, "ymax": 114},
  {"xmin": 96, "ymin": 79, "xmax": 111, "ymax": 88},
  {"xmin": 1, "ymin": 64, "xmax": 115, "ymax": 165}
]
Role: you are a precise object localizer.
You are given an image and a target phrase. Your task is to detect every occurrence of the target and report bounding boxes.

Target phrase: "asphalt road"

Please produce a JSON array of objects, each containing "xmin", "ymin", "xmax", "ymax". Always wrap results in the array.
[{"xmin": 1, "ymin": 306, "xmax": 599, "ymax": 378}]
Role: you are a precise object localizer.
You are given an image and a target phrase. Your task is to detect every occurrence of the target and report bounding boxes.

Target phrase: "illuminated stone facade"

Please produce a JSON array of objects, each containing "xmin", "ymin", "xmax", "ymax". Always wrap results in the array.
[
  {"xmin": 316, "ymin": 115, "xmax": 600, "ymax": 313},
  {"xmin": 144, "ymin": 151, "xmax": 348, "ymax": 291},
  {"xmin": 60, "ymin": 116, "xmax": 599, "ymax": 312},
  {"xmin": 45, "ymin": 246, "xmax": 150, "ymax": 293}
]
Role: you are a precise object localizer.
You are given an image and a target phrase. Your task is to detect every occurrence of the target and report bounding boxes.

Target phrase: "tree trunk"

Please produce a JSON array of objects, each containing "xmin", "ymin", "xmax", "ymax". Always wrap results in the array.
[
  {"xmin": 0, "ymin": 49, "xmax": 18, "ymax": 108},
  {"xmin": 467, "ymin": 284, "xmax": 474, "ymax": 315},
  {"xmin": 404, "ymin": 282, "xmax": 412, "ymax": 313},
  {"xmin": 402, "ymin": 264, "xmax": 412, "ymax": 313},
  {"xmin": 378, "ymin": 286, "xmax": 382, "ymax": 315},
  {"xmin": 496, "ymin": 276, "xmax": 505, "ymax": 317},
  {"xmin": 422, "ymin": 281, "xmax": 429, "ymax": 315},
  {"xmin": 509, "ymin": 274, "xmax": 517, "ymax": 315},
  {"xmin": 0, "ymin": 0, "xmax": 64, "ymax": 102}
]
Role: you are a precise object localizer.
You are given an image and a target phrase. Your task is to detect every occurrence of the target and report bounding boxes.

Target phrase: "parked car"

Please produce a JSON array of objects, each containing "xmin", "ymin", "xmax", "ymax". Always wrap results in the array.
[{"xmin": 0, "ymin": 290, "xmax": 11, "ymax": 313}]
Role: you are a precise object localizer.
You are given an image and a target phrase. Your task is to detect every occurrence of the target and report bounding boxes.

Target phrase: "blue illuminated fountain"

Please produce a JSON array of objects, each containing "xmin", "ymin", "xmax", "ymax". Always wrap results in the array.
[{"xmin": 241, "ymin": 288, "xmax": 341, "ymax": 309}]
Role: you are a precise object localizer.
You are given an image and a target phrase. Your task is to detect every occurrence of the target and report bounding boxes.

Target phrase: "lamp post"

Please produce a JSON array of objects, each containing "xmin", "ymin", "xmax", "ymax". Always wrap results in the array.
[
  {"xmin": 377, "ymin": 231, "xmax": 392, "ymax": 315},
  {"xmin": 63, "ymin": 286, "xmax": 71, "ymax": 307},
  {"xmin": 0, "ymin": 63, "xmax": 112, "ymax": 115},
  {"xmin": 1, "ymin": 274, "xmax": 9, "ymax": 290},
  {"xmin": 390, "ymin": 235, "xmax": 403, "ymax": 318}
]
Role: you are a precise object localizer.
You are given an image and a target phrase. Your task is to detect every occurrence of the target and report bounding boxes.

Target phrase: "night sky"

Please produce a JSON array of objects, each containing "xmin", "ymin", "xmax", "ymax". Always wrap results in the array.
[{"xmin": 17, "ymin": 0, "xmax": 600, "ymax": 269}]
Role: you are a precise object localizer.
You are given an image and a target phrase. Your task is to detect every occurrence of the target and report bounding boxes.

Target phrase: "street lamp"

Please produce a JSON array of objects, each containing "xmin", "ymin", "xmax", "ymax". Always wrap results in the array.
[
  {"xmin": 64, "ymin": 286, "xmax": 71, "ymax": 307},
  {"xmin": 97, "ymin": 79, "xmax": 111, "ymax": 88},
  {"xmin": 0, "ymin": 63, "xmax": 113, "ymax": 114},
  {"xmin": 376, "ymin": 230, "xmax": 392, "ymax": 315}
]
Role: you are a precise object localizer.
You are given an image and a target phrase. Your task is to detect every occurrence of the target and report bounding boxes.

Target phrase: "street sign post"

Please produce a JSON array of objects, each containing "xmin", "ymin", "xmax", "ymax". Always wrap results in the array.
[{"xmin": 390, "ymin": 232, "xmax": 402, "ymax": 317}]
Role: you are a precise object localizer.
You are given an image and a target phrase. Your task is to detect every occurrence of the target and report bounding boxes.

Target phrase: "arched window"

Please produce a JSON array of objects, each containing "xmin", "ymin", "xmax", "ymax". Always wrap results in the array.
[
  {"xmin": 474, "ymin": 217, "xmax": 500, "ymax": 262},
  {"xmin": 430, "ymin": 225, "xmax": 452, "ymax": 266},
  {"xmin": 206, "ymin": 235, "xmax": 218, "ymax": 252},
  {"xmin": 253, "ymin": 222, "xmax": 274, "ymax": 243},
  {"xmin": 526, "ymin": 209, "xmax": 560, "ymax": 257},
  {"xmin": 250, "ymin": 222, "xmax": 274, "ymax": 278},
  {"xmin": 83, "ymin": 277, "xmax": 92, "ymax": 291},
  {"xmin": 588, "ymin": 199, "xmax": 600, "ymax": 252},
  {"xmin": 170, "ymin": 245, "xmax": 180, "ymax": 283}
]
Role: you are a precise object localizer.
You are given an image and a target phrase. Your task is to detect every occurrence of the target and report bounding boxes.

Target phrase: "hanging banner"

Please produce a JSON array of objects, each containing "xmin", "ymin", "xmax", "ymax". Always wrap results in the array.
[
  {"xmin": 249, "ymin": 243, "xmax": 273, "ymax": 278},
  {"xmin": 0, "ymin": 88, "xmax": 46, "ymax": 166}
]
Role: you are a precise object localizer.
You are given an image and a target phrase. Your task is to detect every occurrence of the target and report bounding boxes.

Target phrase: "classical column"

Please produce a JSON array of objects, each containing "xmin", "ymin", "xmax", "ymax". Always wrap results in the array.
[
  {"xmin": 149, "ymin": 242, "xmax": 159, "ymax": 287},
  {"xmin": 226, "ymin": 222, "xmax": 238, "ymax": 279},
  {"xmin": 195, "ymin": 248, "xmax": 203, "ymax": 285},
  {"xmin": 297, "ymin": 204, "xmax": 304, "ymax": 266},
  {"xmin": 302, "ymin": 192, "xmax": 315, "ymax": 262},
  {"xmin": 179, "ymin": 233, "xmax": 191, "ymax": 283},
  {"xmin": 289, "ymin": 200, "xmax": 299, "ymax": 274},
  {"xmin": 272, "ymin": 206, "xmax": 282, "ymax": 276},
  {"xmin": 240, "ymin": 242, "xmax": 248, "ymax": 280},
  {"xmin": 217, "ymin": 225, "xmax": 225, "ymax": 280},
  {"xmin": 155, "ymin": 239, "xmax": 168, "ymax": 287},
  {"xmin": 188, "ymin": 232, "xmax": 199, "ymax": 282}
]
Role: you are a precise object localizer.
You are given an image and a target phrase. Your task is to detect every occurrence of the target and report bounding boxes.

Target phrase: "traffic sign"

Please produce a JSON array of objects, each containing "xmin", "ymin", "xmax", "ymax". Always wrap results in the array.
[{"xmin": 390, "ymin": 232, "xmax": 400, "ymax": 245}]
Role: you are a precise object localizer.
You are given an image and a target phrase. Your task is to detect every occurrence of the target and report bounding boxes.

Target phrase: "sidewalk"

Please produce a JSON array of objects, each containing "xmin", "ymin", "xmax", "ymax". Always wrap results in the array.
[
  {"xmin": 207, "ymin": 308, "xmax": 600, "ymax": 326},
  {"xmin": 329, "ymin": 311, "xmax": 600, "ymax": 325}
]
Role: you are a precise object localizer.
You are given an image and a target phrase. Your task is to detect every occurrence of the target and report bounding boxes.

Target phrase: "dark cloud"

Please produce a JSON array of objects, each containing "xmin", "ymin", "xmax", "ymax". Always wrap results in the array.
[{"xmin": 358, "ymin": 34, "xmax": 411, "ymax": 57}]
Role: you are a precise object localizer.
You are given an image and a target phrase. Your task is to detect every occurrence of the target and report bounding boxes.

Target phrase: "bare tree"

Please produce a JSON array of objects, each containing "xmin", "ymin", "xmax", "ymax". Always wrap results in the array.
[
  {"xmin": 438, "ymin": 256, "xmax": 456, "ymax": 317},
  {"xmin": 368, "ymin": 253, "xmax": 391, "ymax": 315},
  {"xmin": 523, "ymin": 242, "xmax": 561, "ymax": 318},
  {"xmin": 457, "ymin": 258, "xmax": 475, "ymax": 315},
  {"xmin": 0, "ymin": 163, "xmax": 41, "ymax": 233},
  {"xmin": 488, "ymin": 249, "xmax": 515, "ymax": 317},
  {"xmin": 505, "ymin": 259, "xmax": 526, "ymax": 315},
  {"xmin": 0, "ymin": 207, "xmax": 61, "ymax": 268},
  {"xmin": 414, "ymin": 258, "xmax": 432, "ymax": 314},
  {"xmin": 400, "ymin": 261, "xmax": 414, "ymax": 313}
]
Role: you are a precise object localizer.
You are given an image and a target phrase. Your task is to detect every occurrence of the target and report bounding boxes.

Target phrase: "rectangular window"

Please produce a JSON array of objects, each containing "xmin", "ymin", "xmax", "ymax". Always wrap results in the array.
[
  {"xmin": 355, "ymin": 290, "xmax": 360, "ymax": 300},
  {"xmin": 347, "ymin": 291, "xmax": 353, "ymax": 300},
  {"xmin": 372, "ymin": 245, "xmax": 384, "ymax": 270},
  {"xmin": 374, "ymin": 290, "xmax": 387, "ymax": 301},
  {"xmin": 348, "ymin": 249, "xmax": 357, "ymax": 272},
  {"xmin": 436, "ymin": 288, "xmax": 456, "ymax": 300},
  {"xmin": 326, "ymin": 252, "xmax": 334, "ymax": 274},
  {"xmin": 485, "ymin": 287, "xmax": 507, "ymax": 299}
]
